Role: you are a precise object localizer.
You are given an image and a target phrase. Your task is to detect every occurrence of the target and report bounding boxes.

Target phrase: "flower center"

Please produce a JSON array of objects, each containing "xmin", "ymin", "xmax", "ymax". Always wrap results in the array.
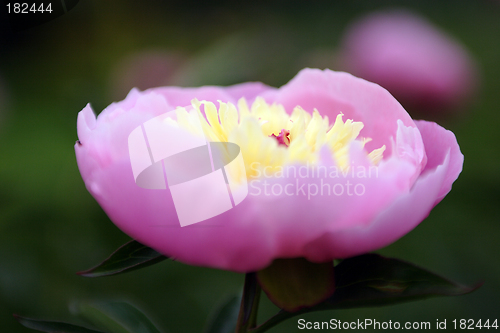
[
  {"xmin": 172, "ymin": 97, "xmax": 385, "ymax": 181},
  {"xmin": 271, "ymin": 129, "xmax": 291, "ymax": 147}
]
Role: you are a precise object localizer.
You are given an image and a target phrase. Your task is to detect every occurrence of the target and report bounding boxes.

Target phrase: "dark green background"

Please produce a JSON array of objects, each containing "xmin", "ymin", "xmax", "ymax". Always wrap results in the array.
[{"xmin": 1, "ymin": 1, "xmax": 499, "ymax": 332}]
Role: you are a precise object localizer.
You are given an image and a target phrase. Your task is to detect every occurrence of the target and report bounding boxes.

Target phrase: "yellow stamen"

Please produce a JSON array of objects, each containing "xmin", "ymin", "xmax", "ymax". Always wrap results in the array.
[{"xmin": 174, "ymin": 97, "xmax": 385, "ymax": 181}]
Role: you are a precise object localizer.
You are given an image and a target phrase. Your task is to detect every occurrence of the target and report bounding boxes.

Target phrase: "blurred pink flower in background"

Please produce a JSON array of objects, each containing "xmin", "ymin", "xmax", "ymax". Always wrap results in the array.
[
  {"xmin": 76, "ymin": 69, "xmax": 463, "ymax": 272},
  {"xmin": 337, "ymin": 10, "xmax": 479, "ymax": 114},
  {"xmin": 109, "ymin": 50, "xmax": 186, "ymax": 101}
]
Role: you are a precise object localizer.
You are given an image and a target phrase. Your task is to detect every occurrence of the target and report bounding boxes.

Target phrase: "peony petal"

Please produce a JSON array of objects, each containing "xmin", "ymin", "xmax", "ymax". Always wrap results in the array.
[
  {"xmin": 82, "ymin": 145, "xmax": 419, "ymax": 272},
  {"xmin": 76, "ymin": 104, "xmax": 96, "ymax": 142},
  {"xmin": 261, "ymin": 68, "xmax": 416, "ymax": 157},
  {"xmin": 415, "ymin": 120, "xmax": 463, "ymax": 204},
  {"xmin": 149, "ymin": 82, "xmax": 275, "ymax": 111},
  {"xmin": 302, "ymin": 152, "xmax": 449, "ymax": 261},
  {"xmin": 301, "ymin": 119, "xmax": 463, "ymax": 260}
]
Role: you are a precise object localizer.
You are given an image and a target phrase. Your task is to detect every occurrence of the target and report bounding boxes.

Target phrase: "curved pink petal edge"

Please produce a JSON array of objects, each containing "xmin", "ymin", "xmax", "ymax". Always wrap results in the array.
[
  {"xmin": 303, "ymin": 121, "xmax": 463, "ymax": 261},
  {"xmin": 75, "ymin": 69, "xmax": 463, "ymax": 272}
]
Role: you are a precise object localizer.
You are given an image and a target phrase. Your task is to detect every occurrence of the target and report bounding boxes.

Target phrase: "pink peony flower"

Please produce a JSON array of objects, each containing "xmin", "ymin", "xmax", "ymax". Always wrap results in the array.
[
  {"xmin": 337, "ymin": 10, "xmax": 479, "ymax": 113},
  {"xmin": 75, "ymin": 68, "xmax": 463, "ymax": 273}
]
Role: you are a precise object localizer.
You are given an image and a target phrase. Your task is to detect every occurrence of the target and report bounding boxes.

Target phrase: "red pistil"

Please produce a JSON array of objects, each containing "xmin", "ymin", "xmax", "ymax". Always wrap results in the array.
[{"xmin": 270, "ymin": 129, "xmax": 291, "ymax": 147}]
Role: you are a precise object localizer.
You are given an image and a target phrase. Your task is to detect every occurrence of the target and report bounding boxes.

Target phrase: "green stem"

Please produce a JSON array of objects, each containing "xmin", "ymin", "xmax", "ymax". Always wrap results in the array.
[{"xmin": 235, "ymin": 273, "xmax": 261, "ymax": 333}]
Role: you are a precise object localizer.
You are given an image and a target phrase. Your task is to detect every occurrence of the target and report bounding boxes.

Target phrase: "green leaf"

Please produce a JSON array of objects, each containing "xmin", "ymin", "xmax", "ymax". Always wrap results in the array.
[
  {"xmin": 77, "ymin": 240, "xmax": 167, "ymax": 277},
  {"xmin": 71, "ymin": 300, "xmax": 164, "ymax": 333},
  {"xmin": 250, "ymin": 254, "xmax": 481, "ymax": 333},
  {"xmin": 14, "ymin": 315, "xmax": 104, "ymax": 333},
  {"xmin": 203, "ymin": 295, "xmax": 241, "ymax": 333},
  {"xmin": 256, "ymin": 258, "xmax": 335, "ymax": 312},
  {"xmin": 317, "ymin": 253, "xmax": 481, "ymax": 310}
]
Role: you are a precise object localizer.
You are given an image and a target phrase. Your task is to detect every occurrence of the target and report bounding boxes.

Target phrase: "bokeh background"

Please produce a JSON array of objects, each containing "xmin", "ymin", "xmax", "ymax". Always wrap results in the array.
[{"xmin": 1, "ymin": 0, "xmax": 499, "ymax": 332}]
